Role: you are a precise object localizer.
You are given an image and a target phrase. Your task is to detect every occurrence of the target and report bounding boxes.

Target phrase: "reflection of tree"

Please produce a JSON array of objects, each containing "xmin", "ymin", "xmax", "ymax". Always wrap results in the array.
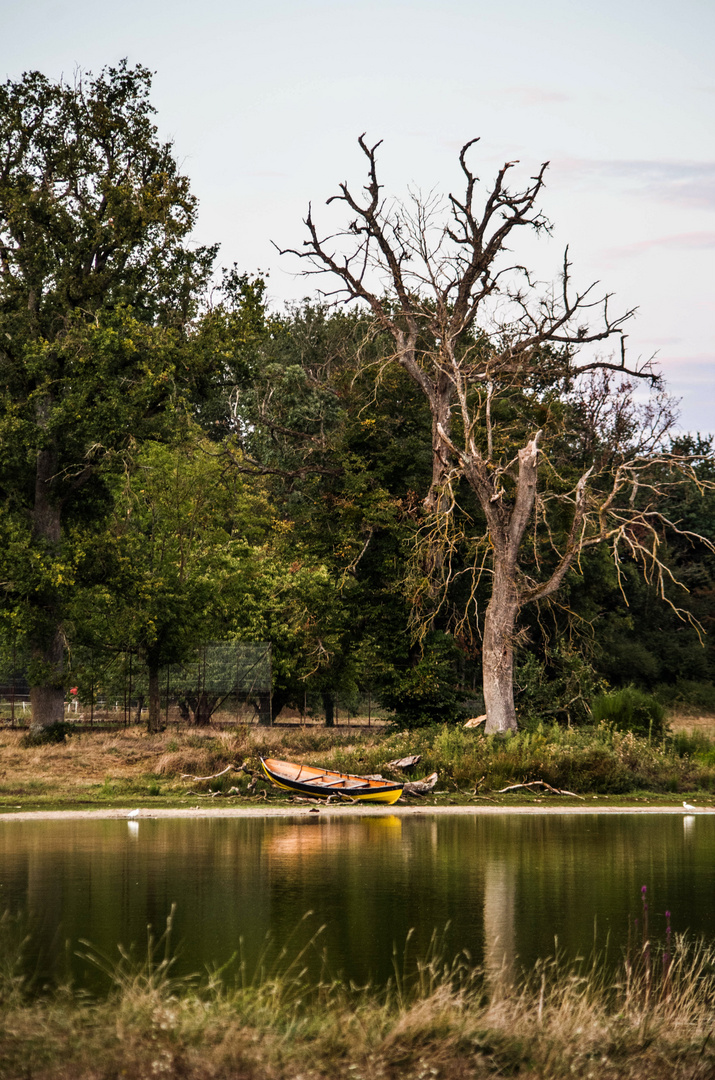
[{"xmin": 482, "ymin": 855, "xmax": 517, "ymax": 992}]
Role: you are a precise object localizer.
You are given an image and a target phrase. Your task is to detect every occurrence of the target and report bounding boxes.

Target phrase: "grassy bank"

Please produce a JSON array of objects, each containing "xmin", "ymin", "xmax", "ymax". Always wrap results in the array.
[
  {"xmin": 2, "ymin": 912, "xmax": 715, "ymax": 1079},
  {"xmin": 1, "ymin": 719, "xmax": 715, "ymax": 810}
]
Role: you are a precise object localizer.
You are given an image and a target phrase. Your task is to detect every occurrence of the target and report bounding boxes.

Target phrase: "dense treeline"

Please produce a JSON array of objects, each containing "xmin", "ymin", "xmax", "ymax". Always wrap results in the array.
[{"xmin": 1, "ymin": 63, "xmax": 713, "ymax": 732}]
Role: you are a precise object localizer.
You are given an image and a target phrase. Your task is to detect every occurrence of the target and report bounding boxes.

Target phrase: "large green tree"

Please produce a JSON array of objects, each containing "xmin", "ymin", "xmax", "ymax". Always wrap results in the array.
[
  {"xmin": 0, "ymin": 61, "xmax": 215, "ymax": 729},
  {"xmin": 78, "ymin": 435, "xmax": 277, "ymax": 730}
]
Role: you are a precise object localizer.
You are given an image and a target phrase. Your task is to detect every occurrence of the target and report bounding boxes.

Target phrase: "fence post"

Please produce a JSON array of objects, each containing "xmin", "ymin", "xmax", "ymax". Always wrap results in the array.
[{"xmin": 11, "ymin": 640, "xmax": 16, "ymax": 728}]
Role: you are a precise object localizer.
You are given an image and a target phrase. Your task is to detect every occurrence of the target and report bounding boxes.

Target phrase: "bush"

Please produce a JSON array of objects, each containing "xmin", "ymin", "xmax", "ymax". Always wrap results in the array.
[
  {"xmin": 20, "ymin": 722, "xmax": 70, "ymax": 747},
  {"xmin": 591, "ymin": 686, "xmax": 667, "ymax": 739},
  {"xmin": 515, "ymin": 647, "xmax": 605, "ymax": 726},
  {"xmin": 655, "ymin": 680, "xmax": 715, "ymax": 713},
  {"xmin": 378, "ymin": 634, "xmax": 467, "ymax": 729}
]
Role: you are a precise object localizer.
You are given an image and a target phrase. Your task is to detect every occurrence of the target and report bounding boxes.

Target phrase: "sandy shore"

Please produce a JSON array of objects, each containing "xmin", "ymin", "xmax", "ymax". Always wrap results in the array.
[{"xmin": 1, "ymin": 803, "xmax": 712, "ymax": 821}]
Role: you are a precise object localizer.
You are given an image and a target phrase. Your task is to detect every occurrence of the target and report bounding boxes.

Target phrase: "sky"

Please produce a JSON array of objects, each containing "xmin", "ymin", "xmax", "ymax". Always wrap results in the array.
[{"xmin": 2, "ymin": 0, "xmax": 714, "ymax": 432}]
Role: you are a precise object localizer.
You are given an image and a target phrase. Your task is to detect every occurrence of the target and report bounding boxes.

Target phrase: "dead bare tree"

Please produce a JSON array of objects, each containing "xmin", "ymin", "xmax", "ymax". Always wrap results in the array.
[{"xmin": 281, "ymin": 137, "xmax": 713, "ymax": 734}]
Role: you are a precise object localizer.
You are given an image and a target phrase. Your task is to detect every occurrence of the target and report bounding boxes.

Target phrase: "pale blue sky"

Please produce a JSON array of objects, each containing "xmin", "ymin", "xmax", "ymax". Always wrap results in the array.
[{"xmin": 3, "ymin": 0, "xmax": 714, "ymax": 431}]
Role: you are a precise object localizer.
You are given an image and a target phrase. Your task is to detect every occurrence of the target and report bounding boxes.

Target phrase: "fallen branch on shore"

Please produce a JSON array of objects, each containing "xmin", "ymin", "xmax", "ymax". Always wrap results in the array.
[
  {"xmin": 180, "ymin": 764, "xmax": 236, "ymax": 781},
  {"xmin": 402, "ymin": 772, "xmax": 439, "ymax": 797},
  {"xmin": 385, "ymin": 754, "xmax": 421, "ymax": 771},
  {"xmin": 497, "ymin": 780, "xmax": 585, "ymax": 800}
]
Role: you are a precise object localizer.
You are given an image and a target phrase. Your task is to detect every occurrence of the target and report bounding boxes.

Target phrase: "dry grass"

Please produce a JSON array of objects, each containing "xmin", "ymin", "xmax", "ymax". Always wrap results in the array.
[
  {"xmin": 2, "ymin": 924, "xmax": 715, "ymax": 1079},
  {"xmin": 668, "ymin": 713, "xmax": 715, "ymax": 737},
  {"xmin": 3, "ymin": 715, "xmax": 715, "ymax": 808},
  {"xmin": 0, "ymin": 724, "xmax": 382, "ymax": 805}
]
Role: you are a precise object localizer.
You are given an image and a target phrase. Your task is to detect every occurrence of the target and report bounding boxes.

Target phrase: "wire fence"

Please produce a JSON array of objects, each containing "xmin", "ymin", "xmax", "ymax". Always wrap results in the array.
[
  {"xmin": 0, "ymin": 641, "xmax": 389, "ymax": 727},
  {"xmin": 0, "ymin": 641, "xmax": 272, "ymax": 727}
]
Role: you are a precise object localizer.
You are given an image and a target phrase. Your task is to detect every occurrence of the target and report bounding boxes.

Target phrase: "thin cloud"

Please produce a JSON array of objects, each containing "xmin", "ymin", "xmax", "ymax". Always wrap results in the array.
[
  {"xmin": 662, "ymin": 354, "xmax": 715, "ymax": 367},
  {"xmin": 605, "ymin": 231, "xmax": 715, "ymax": 258},
  {"xmin": 557, "ymin": 159, "xmax": 715, "ymax": 210}
]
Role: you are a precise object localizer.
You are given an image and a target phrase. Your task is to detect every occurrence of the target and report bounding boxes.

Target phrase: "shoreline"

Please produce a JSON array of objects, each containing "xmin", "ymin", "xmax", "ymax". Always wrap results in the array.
[{"xmin": 1, "ymin": 803, "xmax": 713, "ymax": 821}]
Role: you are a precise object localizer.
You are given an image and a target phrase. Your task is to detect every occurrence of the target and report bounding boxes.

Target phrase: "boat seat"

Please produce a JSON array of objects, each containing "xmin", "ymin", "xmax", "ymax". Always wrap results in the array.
[{"xmin": 317, "ymin": 778, "xmax": 363, "ymax": 788}]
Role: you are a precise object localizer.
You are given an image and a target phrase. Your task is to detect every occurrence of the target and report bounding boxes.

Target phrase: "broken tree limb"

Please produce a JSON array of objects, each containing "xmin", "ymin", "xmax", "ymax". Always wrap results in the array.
[
  {"xmin": 464, "ymin": 715, "xmax": 487, "ymax": 729},
  {"xmin": 402, "ymin": 772, "xmax": 439, "ymax": 797},
  {"xmin": 180, "ymin": 764, "xmax": 236, "ymax": 781},
  {"xmin": 497, "ymin": 780, "xmax": 585, "ymax": 800},
  {"xmin": 385, "ymin": 754, "xmax": 422, "ymax": 771}
]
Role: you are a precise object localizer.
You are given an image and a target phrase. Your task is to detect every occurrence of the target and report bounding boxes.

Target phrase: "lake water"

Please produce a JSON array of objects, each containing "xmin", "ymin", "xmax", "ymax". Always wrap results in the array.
[{"xmin": 1, "ymin": 812, "xmax": 714, "ymax": 993}]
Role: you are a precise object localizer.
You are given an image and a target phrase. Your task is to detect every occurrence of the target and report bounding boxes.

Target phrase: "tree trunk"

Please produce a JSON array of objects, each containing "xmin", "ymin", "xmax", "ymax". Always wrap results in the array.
[
  {"xmin": 270, "ymin": 690, "xmax": 289, "ymax": 723},
  {"xmin": 482, "ymin": 566, "xmax": 519, "ymax": 735},
  {"xmin": 29, "ymin": 625, "xmax": 65, "ymax": 731},
  {"xmin": 322, "ymin": 691, "xmax": 335, "ymax": 727},
  {"xmin": 480, "ymin": 435, "xmax": 541, "ymax": 734},
  {"xmin": 147, "ymin": 664, "xmax": 163, "ymax": 732},
  {"xmin": 194, "ymin": 691, "xmax": 213, "ymax": 726},
  {"xmin": 256, "ymin": 692, "xmax": 272, "ymax": 726},
  {"xmin": 29, "ymin": 444, "xmax": 66, "ymax": 731}
]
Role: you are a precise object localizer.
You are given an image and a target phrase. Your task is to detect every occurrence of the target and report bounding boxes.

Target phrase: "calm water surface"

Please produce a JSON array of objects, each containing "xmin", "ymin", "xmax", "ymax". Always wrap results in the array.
[{"xmin": 1, "ymin": 813, "xmax": 714, "ymax": 992}]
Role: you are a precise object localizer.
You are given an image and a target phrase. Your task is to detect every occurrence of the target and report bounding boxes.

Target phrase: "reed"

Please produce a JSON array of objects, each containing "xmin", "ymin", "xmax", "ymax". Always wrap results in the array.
[{"xmin": 2, "ymin": 901, "xmax": 715, "ymax": 1079}]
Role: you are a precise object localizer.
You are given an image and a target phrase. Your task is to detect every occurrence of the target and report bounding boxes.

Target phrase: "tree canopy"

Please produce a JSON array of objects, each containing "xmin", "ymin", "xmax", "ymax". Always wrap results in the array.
[
  {"xmin": 0, "ymin": 62, "xmax": 215, "ymax": 728},
  {"xmin": 1, "ymin": 73, "xmax": 713, "ymax": 734}
]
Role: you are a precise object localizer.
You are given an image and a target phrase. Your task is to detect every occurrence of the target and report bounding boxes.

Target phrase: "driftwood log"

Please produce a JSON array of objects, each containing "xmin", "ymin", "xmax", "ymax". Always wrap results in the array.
[
  {"xmin": 180, "ymin": 764, "xmax": 236, "ymax": 781},
  {"xmin": 181, "ymin": 760, "xmax": 263, "ymax": 794},
  {"xmin": 497, "ymin": 780, "xmax": 585, "ymax": 800},
  {"xmin": 385, "ymin": 754, "xmax": 422, "ymax": 771},
  {"xmin": 402, "ymin": 772, "xmax": 439, "ymax": 797}
]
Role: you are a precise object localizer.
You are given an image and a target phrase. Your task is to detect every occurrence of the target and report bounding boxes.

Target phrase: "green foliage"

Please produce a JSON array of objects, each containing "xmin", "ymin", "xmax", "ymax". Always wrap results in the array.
[
  {"xmin": 315, "ymin": 721, "xmax": 714, "ymax": 795},
  {"xmin": 591, "ymin": 686, "xmax": 667, "ymax": 739},
  {"xmin": 0, "ymin": 61, "xmax": 217, "ymax": 721},
  {"xmin": 377, "ymin": 634, "xmax": 468, "ymax": 729},
  {"xmin": 73, "ymin": 432, "xmax": 277, "ymax": 706},
  {"xmin": 654, "ymin": 680, "xmax": 715, "ymax": 713},
  {"xmin": 20, "ymin": 722, "xmax": 70, "ymax": 746},
  {"xmin": 514, "ymin": 646, "xmax": 606, "ymax": 727}
]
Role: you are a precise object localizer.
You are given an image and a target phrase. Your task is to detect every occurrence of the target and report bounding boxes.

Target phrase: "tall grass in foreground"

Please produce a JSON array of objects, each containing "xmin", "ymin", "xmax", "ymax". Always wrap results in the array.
[{"xmin": 2, "ymin": 904, "xmax": 715, "ymax": 1080}]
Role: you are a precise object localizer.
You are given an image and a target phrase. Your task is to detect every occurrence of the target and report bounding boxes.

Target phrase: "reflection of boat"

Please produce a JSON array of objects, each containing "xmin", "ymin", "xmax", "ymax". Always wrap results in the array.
[
  {"xmin": 260, "ymin": 757, "xmax": 403, "ymax": 804},
  {"xmin": 266, "ymin": 816, "xmax": 403, "ymax": 859}
]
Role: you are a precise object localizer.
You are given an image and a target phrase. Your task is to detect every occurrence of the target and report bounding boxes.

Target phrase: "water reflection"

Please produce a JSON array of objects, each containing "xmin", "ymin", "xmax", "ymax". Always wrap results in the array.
[
  {"xmin": 1, "ymin": 813, "xmax": 714, "ymax": 993},
  {"xmin": 483, "ymin": 856, "xmax": 517, "ymax": 989}
]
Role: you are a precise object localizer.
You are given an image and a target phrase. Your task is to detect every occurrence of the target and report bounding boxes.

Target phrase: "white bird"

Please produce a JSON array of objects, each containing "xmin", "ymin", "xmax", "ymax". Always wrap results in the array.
[
  {"xmin": 683, "ymin": 801, "xmax": 697, "ymax": 811},
  {"xmin": 126, "ymin": 809, "xmax": 140, "ymax": 818}
]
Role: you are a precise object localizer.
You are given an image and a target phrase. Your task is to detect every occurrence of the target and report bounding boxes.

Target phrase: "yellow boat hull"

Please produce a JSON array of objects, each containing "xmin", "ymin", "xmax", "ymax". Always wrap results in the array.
[{"xmin": 260, "ymin": 757, "xmax": 403, "ymax": 804}]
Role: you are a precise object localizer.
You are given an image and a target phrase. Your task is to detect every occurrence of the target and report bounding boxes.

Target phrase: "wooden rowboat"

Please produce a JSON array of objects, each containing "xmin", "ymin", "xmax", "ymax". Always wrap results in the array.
[{"xmin": 260, "ymin": 757, "xmax": 403, "ymax": 805}]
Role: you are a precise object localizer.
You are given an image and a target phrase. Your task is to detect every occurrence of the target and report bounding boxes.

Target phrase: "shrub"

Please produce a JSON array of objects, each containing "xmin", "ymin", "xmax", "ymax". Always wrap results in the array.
[
  {"xmin": 20, "ymin": 722, "xmax": 70, "ymax": 747},
  {"xmin": 655, "ymin": 680, "xmax": 715, "ymax": 713},
  {"xmin": 591, "ymin": 686, "xmax": 667, "ymax": 739},
  {"xmin": 378, "ymin": 634, "xmax": 467, "ymax": 729}
]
